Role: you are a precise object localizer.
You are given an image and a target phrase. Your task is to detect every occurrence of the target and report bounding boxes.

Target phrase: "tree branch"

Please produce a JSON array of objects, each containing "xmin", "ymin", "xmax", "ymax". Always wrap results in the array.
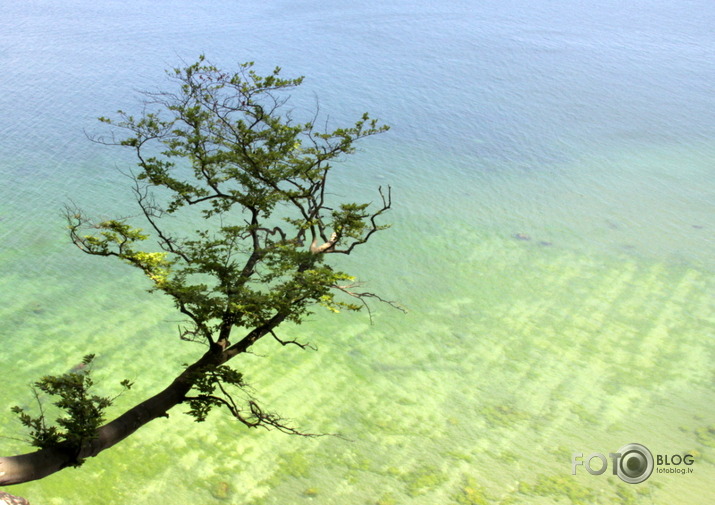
[
  {"xmin": 332, "ymin": 282, "xmax": 406, "ymax": 323},
  {"xmin": 330, "ymin": 186, "xmax": 392, "ymax": 255},
  {"xmin": 3, "ymin": 57, "xmax": 398, "ymax": 486},
  {"xmin": 270, "ymin": 330, "xmax": 316, "ymax": 351}
]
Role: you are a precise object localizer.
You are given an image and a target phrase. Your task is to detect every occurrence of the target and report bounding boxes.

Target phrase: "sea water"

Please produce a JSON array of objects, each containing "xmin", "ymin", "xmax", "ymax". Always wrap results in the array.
[{"xmin": 0, "ymin": 1, "xmax": 713, "ymax": 503}]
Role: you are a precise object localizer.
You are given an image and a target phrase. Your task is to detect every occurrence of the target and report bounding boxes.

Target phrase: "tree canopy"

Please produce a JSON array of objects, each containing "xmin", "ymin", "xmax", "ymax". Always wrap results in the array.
[{"xmin": 0, "ymin": 56, "xmax": 397, "ymax": 486}]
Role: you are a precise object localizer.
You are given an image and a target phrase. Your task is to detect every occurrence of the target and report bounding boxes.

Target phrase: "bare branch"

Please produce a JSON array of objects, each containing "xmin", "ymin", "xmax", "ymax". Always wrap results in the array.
[
  {"xmin": 332, "ymin": 282, "xmax": 406, "ymax": 323},
  {"xmin": 331, "ymin": 186, "xmax": 392, "ymax": 255},
  {"xmin": 270, "ymin": 330, "xmax": 316, "ymax": 351},
  {"xmin": 129, "ymin": 176, "xmax": 192, "ymax": 263},
  {"xmin": 178, "ymin": 324, "xmax": 209, "ymax": 346},
  {"xmin": 183, "ymin": 391, "xmax": 324, "ymax": 437}
]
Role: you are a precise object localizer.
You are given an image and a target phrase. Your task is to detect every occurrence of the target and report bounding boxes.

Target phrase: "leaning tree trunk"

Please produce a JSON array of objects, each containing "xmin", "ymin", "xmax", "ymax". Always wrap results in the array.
[
  {"xmin": 0, "ymin": 353, "xmax": 209, "ymax": 486},
  {"xmin": 0, "ymin": 315, "xmax": 282, "ymax": 486}
]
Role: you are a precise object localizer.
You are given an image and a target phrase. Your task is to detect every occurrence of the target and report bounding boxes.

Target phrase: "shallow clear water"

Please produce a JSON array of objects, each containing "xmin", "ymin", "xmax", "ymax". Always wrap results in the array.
[{"xmin": 1, "ymin": 1, "xmax": 714, "ymax": 503}]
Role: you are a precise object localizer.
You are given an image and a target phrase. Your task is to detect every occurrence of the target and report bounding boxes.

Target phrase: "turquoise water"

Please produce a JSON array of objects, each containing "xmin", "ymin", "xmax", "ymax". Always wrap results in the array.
[{"xmin": 1, "ymin": 1, "xmax": 714, "ymax": 503}]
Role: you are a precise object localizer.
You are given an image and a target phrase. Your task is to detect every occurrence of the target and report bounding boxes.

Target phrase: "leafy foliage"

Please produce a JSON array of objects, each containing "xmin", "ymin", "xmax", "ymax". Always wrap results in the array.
[
  {"xmin": 69, "ymin": 55, "xmax": 394, "ymax": 350},
  {"xmin": 184, "ymin": 364, "xmax": 245, "ymax": 422},
  {"xmin": 12, "ymin": 355, "xmax": 132, "ymax": 463},
  {"xmin": 14, "ymin": 56, "xmax": 397, "ymax": 450},
  {"xmin": 3, "ymin": 57, "xmax": 398, "ymax": 489}
]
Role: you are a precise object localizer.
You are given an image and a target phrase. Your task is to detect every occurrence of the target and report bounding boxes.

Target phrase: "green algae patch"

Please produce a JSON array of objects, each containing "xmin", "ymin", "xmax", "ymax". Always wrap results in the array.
[
  {"xmin": 399, "ymin": 465, "xmax": 448, "ymax": 497},
  {"xmin": 498, "ymin": 450, "xmax": 519, "ymax": 464},
  {"xmin": 548, "ymin": 446, "xmax": 575, "ymax": 461},
  {"xmin": 695, "ymin": 425, "xmax": 715, "ymax": 448},
  {"xmin": 374, "ymin": 493, "xmax": 397, "ymax": 505},
  {"xmin": 569, "ymin": 404, "xmax": 599, "ymax": 425},
  {"xmin": 520, "ymin": 474, "xmax": 596, "ymax": 505},
  {"xmin": 302, "ymin": 487, "xmax": 319, "ymax": 497},
  {"xmin": 278, "ymin": 451, "xmax": 312, "ymax": 478},
  {"xmin": 481, "ymin": 404, "xmax": 530, "ymax": 428},
  {"xmin": 446, "ymin": 450, "xmax": 474, "ymax": 463},
  {"xmin": 611, "ymin": 480, "xmax": 660, "ymax": 504},
  {"xmin": 613, "ymin": 484, "xmax": 638, "ymax": 505},
  {"xmin": 451, "ymin": 476, "xmax": 490, "ymax": 505}
]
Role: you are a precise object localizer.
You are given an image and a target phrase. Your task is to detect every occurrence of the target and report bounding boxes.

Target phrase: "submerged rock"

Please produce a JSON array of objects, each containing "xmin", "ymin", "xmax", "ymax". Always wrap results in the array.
[
  {"xmin": 69, "ymin": 362, "xmax": 88, "ymax": 374},
  {"xmin": 211, "ymin": 481, "xmax": 231, "ymax": 500},
  {"xmin": 303, "ymin": 487, "xmax": 320, "ymax": 497},
  {"xmin": 0, "ymin": 492, "xmax": 31, "ymax": 505},
  {"xmin": 513, "ymin": 233, "xmax": 531, "ymax": 241}
]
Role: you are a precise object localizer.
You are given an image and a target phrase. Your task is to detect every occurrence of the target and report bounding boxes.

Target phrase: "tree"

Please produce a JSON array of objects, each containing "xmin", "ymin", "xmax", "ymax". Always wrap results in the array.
[{"xmin": 0, "ymin": 56, "xmax": 397, "ymax": 486}]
